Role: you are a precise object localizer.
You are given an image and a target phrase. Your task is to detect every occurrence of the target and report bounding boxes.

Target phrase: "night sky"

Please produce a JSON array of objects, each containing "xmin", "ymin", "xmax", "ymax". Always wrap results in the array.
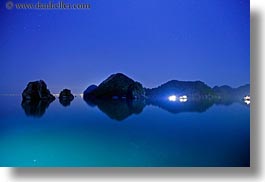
[{"xmin": 0, "ymin": 0, "xmax": 250, "ymax": 94}]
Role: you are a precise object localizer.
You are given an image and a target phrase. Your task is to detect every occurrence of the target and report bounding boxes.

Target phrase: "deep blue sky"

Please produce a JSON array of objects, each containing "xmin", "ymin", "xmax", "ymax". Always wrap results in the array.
[{"xmin": 0, "ymin": 0, "xmax": 250, "ymax": 94}]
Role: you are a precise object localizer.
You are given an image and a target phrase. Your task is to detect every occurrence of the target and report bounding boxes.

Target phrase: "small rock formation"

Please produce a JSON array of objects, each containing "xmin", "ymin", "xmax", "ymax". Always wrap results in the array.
[
  {"xmin": 83, "ymin": 73, "xmax": 145, "ymax": 100},
  {"xmin": 59, "ymin": 89, "xmax": 74, "ymax": 107},
  {"xmin": 22, "ymin": 80, "xmax": 55, "ymax": 101}
]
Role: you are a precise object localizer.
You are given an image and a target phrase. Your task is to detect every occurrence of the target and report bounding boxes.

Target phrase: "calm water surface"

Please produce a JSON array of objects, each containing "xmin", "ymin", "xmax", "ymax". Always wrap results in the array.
[{"xmin": 0, "ymin": 96, "xmax": 250, "ymax": 167}]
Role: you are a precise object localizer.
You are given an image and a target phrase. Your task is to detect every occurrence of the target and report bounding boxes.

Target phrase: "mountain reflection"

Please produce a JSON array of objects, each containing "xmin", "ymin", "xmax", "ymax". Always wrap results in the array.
[
  {"xmin": 21, "ymin": 97, "xmax": 249, "ymax": 120},
  {"xmin": 146, "ymin": 99, "xmax": 215, "ymax": 114},
  {"xmin": 21, "ymin": 99, "xmax": 53, "ymax": 118},
  {"xmin": 215, "ymin": 98, "xmax": 250, "ymax": 107},
  {"xmin": 59, "ymin": 97, "xmax": 73, "ymax": 107},
  {"xmin": 84, "ymin": 99, "xmax": 146, "ymax": 121}
]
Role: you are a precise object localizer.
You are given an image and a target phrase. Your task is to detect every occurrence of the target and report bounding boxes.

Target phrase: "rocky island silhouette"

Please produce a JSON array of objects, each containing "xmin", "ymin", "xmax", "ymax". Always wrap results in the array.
[{"xmin": 21, "ymin": 73, "xmax": 250, "ymax": 120}]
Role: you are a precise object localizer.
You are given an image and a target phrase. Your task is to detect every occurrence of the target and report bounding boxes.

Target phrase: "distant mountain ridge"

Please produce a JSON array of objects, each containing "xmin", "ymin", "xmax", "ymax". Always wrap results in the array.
[
  {"xmin": 145, "ymin": 80, "xmax": 216, "ymax": 100},
  {"xmin": 82, "ymin": 73, "xmax": 250, "ymax": 101},
  {"xmin": 213, "ymin": 84, "xmax": 250, "ymax": 100}
]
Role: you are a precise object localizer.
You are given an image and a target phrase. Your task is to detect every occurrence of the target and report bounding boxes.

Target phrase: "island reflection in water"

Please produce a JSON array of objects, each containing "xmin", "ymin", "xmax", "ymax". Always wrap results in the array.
[
  {"xmin": 83, "ymin": 98, "xmax": 216, "ymax": 120},
  {"xmin": 84, "ymin": 99, "xmax": 146, "ymax": 121},
  {"xmin": 82, "ymin": 97, "xmax": 249, "ymax": 121},
  {"xmin": 59, "ymin": 97, "xmax": 74, "ymax": 107},
  {"xmin": 21, "ymin": 97, "xmax": 250, "ymax": 120},
  {"xmin": 21, "ymin": 99, "xmax": 54, "ymax": 118}
]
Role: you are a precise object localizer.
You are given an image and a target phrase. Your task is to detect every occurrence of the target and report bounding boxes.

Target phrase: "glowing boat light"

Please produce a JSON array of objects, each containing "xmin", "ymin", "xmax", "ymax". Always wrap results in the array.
[
  {"xmin": 244, "ymin": 100, "xmax": 250, "ymax": 105},
  {"xmin": 243, "ymin": 95, "xmax": 250, "ymax": 105},
  {"xmin": 179, "ymin": 95, "xmax": 188, "ymax": 102},
  {"xmin": 244, "ymin": 95, "xmax": 250, "ymax": 100},
  {"xmin": 179, "ymin": 98, "xmax": 187, "ymax": 102},
  {"xmin": 179, "ymin": 95, "xmax": 188, "ymax": 99},
  {"xmin": 168, "ymin": 95, "xmax": 177, "ymax": 102}
]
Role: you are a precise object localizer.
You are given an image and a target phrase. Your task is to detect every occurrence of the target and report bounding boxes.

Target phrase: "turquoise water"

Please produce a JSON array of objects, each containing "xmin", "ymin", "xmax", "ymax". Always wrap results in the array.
[{"xmin": 0, "ymin": 96, "xmax": 250, "ymax": 167}]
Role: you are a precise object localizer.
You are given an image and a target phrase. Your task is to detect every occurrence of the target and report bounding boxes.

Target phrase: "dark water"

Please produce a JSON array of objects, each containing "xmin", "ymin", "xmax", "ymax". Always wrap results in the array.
[{"xmin": 0, "ymin": 96, "xmax": 250, "ymax": 167}]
